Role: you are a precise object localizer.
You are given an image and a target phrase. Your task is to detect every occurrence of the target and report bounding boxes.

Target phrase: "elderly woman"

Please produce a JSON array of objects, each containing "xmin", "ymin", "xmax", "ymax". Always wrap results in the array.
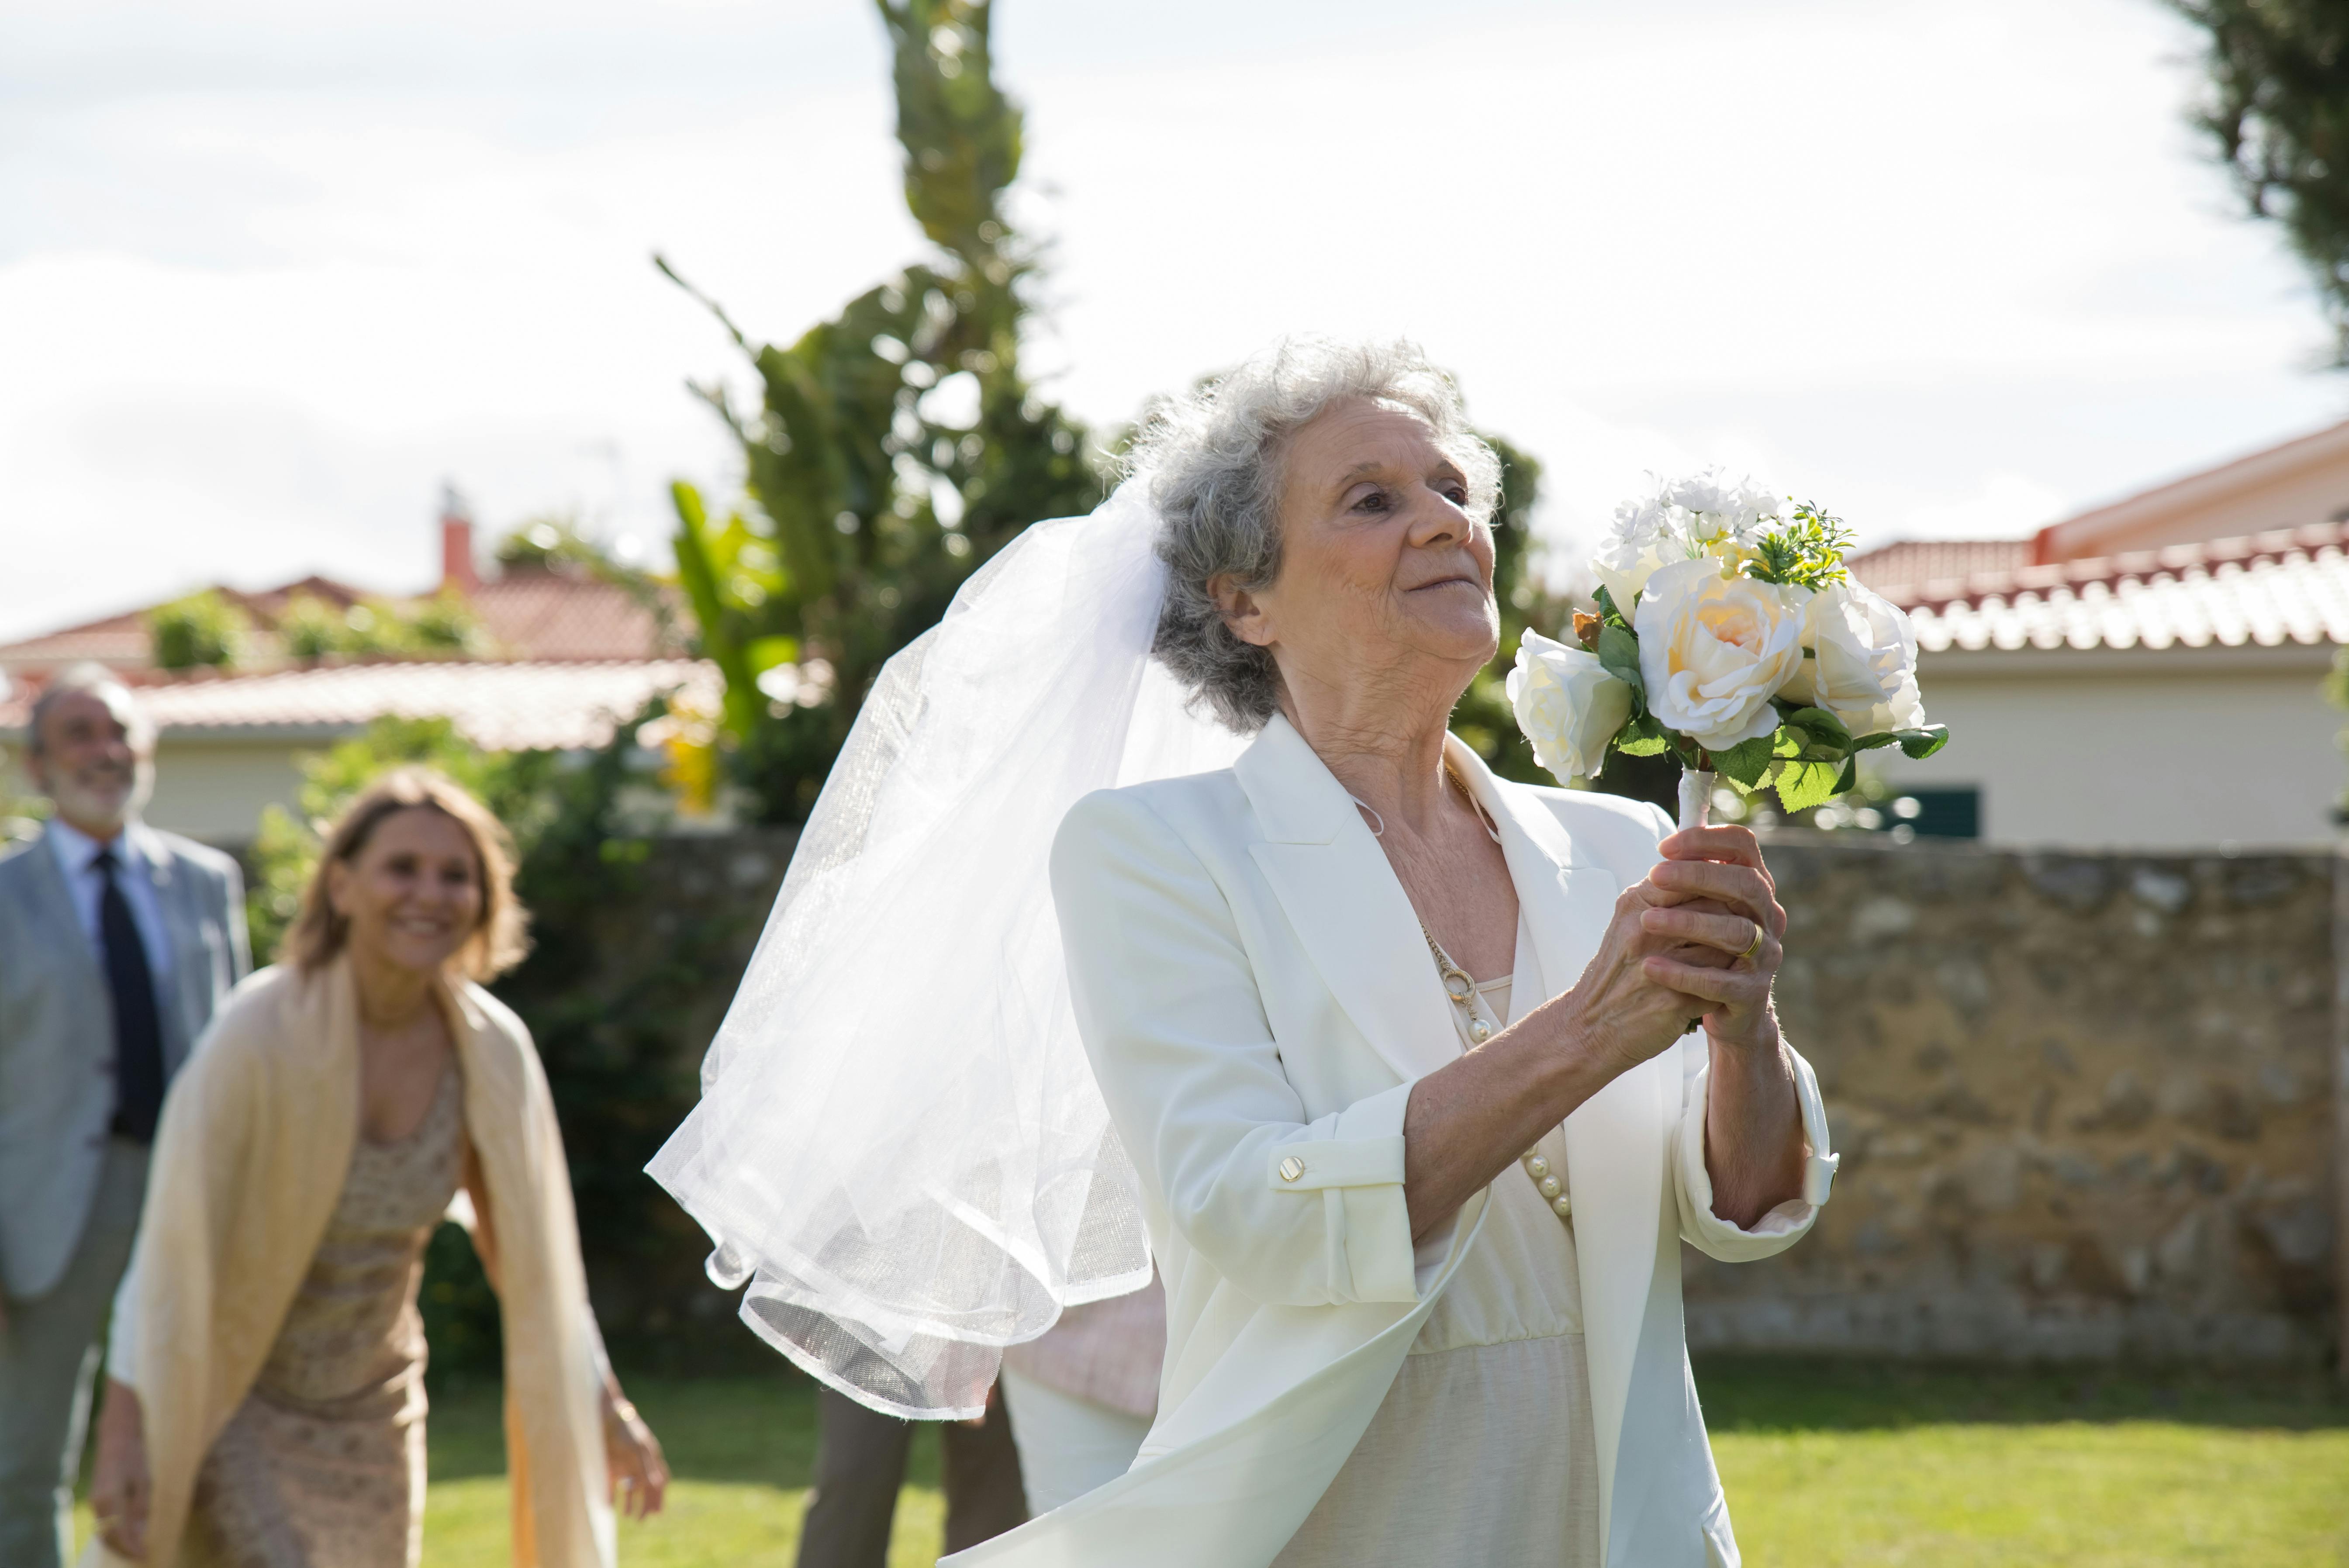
[
  {"xmin": 85, "ymin": 768, "xmax": 667, "ymax": 1568},
  {"xmin": 1025, "ymin": 340, "xmax": 1834, "ymax": 1567},
  {"xmin": 649, "ymin": 338, "xmax": 1834, "ymax": 1568}
]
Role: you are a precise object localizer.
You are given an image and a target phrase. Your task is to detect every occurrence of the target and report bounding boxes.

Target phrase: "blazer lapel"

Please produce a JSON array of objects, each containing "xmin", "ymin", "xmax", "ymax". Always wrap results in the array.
[
  {"xmin": 1444, "ymin": 743, "xmax": 1668, "ymax": 1544},
  {"xmin": 26, "ymin": 825, "xmax": 111, "ymax": 1012},
  {"xmin": 1237, "ymin": 717, "xmax": 1460, "ymax": 1085}
]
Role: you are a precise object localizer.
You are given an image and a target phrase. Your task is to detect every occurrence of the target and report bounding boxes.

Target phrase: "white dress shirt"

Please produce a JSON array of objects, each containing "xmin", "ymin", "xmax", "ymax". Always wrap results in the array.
[{"xmin": 48, "ymin": 815, "xmax": 177, "ymax": 990}]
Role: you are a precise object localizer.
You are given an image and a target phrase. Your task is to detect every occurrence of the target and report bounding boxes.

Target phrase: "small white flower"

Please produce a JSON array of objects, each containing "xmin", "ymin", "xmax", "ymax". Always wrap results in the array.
[
  {"xmin": 1592, "ymin": 494, "xmax": 1683, "ymax": 608},
  {"xmin": 1634, "ymin": 556, "xmax": 1809, "ymax": 753},
  {"xmin": 1592, "ymin": 468, "xmax": 1785, "ymax": 606},
  {"xmin": 1781, "ymin": 580, "xmax": 1928, "ymax": 736},
  {"xmin": 1506, "ymin": 629, "xmax": 1634, "ymax": 781},
  {"xmin": 1662, "ymin": 470, "xmax": 1784, "ymax": 542}
]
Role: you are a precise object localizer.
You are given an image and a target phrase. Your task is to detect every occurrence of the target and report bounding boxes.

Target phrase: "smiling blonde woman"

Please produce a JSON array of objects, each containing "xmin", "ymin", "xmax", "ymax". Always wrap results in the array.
[{"xmin": 85, "ymin": 769, "xmax": 667, "ymax": 1568}]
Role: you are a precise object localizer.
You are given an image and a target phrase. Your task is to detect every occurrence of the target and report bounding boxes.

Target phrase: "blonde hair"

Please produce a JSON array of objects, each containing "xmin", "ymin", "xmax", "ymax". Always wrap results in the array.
[{"xmin": 286, "ymin": 767, "xmax": 531, "ymax": 981}]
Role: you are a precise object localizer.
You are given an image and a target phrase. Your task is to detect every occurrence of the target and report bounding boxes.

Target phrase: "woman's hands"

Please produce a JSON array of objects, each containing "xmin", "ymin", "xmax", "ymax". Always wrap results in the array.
[
  {"xmin": 603, "ymin": 1386, "xmax": 670, "ymax": 1520},
  {"xmin": 90, "ymin": 1378, "xmax": 151, "ymax": 1560},
  {"xmin": 1640, "ymin": 824, "xmax": 1805, "ymax": 1225},
  {"xmin": 1555, "ymin": 822, "xmax": 1784, "ymax": 1076},
  {"xmin": 1402, "ymin": 821, "xmax": 1799, "ymax": 1240},
  {"xmin": 1634, "ymin": 825, "xmax": 1786, "ymax": 1053}
]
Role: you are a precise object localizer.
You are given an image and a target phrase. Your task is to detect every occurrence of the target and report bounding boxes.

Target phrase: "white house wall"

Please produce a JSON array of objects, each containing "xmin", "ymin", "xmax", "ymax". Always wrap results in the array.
[
  {"xmin": 145, "ymin": 737, "xmax": 314, "ymax": 843},
  {"xmin": 1874, "ymin": 646, "xmax": 2342, "ymax": 849}
]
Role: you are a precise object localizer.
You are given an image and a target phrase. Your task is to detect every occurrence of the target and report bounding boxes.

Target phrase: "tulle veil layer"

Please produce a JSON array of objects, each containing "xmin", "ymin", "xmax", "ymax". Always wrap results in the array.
[{"xmin": 647, "ymin": 480, "xmax": 1240, "ymax": 1418}]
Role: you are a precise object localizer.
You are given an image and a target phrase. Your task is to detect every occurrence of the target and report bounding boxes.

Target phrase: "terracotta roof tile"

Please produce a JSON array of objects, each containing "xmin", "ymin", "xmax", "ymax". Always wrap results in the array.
[
  {"xmin": 1877, "ymin": 522, "xmax": 2349, "ymax": 654},
  {"xmin": 0, "ymin": 660, "xmax": 719, "ymax": 754},
  {"xmin": 1847, "ymin": 539, "xmax": 2032, "ymax": 592},
  {"xmin": 0, "ymin": 567, "xmax": 682, "ymax": 675},
  {"xmin": 466, "ymin": 570, "xmax": 683, "ymax": 661}
]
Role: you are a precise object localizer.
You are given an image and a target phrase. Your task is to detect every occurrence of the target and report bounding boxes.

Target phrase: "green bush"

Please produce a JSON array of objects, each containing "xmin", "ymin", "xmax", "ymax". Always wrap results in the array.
[
  {"xmin": 275, "ymin": 591, "xmax": 488, "ymax": 664},
  {"xmin": 146, "ymin": 590, "xmax": 250, "ymax": 670}
]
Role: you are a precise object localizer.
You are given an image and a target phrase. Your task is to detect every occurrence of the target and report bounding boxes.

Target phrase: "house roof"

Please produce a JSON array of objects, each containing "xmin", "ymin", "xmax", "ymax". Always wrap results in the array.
[
  {"xmin": 0, "ymin": 576, "xmax": 372, "ymax": 676},
  {"xmin": 465, "ymin": 568, "xmax": 679, "ymax": 662},
  {"xmin": 2030, "ymin": 416, "xmax": 2349, "ymax": 564},
  {"xmin": 0, "ymin": 660, "xmax": 719, "ymax": 753},
  {"xmin": 1847, "ymin": 539, "xmax": 2033, "ymax": 591},
  {"xmin": 0, "ymin": 564, "xmax": 681, "ymax": 678},
  {"xmin": 1874, "ymin": 522, "xmax": 2349, "ymax": 655}
]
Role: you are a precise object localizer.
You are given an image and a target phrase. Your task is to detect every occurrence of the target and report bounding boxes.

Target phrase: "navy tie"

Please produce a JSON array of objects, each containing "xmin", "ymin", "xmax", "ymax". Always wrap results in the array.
[{"xmin": 94, "ymin": 847, "xmax": 167, "ymax": 1144}]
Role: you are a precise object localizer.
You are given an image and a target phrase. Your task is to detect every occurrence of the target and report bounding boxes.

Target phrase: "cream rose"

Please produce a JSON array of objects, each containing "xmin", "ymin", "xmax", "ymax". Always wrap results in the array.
[
  {"xmin": 1507, "ymin": 629, "xmax": 1634, "ymax": 781},
  {"xmin": 1633, "ymin": 556, "xmax": 1808, "ymax": 752},
  {"xmin": 1780, "ymin": 580, "xmax": 1927, "ymax": 736}
]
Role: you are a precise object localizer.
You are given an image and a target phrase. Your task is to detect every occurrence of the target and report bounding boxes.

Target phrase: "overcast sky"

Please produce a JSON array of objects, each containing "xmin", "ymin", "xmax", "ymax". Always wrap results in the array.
[{"xmin": 3, "ymin": 0, "xmax": 2341, "ymax": 642}]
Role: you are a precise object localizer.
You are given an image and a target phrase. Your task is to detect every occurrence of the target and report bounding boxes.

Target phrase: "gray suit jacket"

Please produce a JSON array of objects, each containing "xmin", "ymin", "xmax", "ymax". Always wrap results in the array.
[{"xmin": 0, "ymin": 821, "xmax": 250, "ymax": 1298}]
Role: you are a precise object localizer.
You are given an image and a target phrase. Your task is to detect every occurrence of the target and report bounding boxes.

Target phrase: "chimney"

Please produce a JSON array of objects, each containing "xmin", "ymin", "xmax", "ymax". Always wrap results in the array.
[{"xmin": 439, "ymin": 484, "xmax": 477, "ymax": 595}]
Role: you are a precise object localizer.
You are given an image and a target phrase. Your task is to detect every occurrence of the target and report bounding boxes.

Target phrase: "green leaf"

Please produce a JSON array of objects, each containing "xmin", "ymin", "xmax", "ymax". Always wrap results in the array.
[
  {"xmin": 1851, "ymin": 732, "xmax": 1898, "ymax": 751},
  {"xmin": 1592, "ymin": 584, "xmax": 1630, "ymax": 626},
  {"xmin": 1896, "ymin": 725, "xmax": 1951, "ymax": 760},
  {"xmin": 1834, "ymin": 755, "xmax": 1858, "ymax": 795},
  {"xmin": 1616, "ymin": 730, "xmax": 1668, "ymax": 757},
  {"xmin": 1782, "ymin": 705, "xmax": 1852, "ymax": 750},
  {"xmin": 1773, "ymin": 758, "xmax": 1845, "ymax": 814},
  {"xmin": 744, "ymin": 636, "xmax": 799, "ymax": 675},
  {"xmin": 1712, "ymin": 731, "xmax": 1779, "ymax": 787},
  {"xmin": 670, "ymin": 481, "xmax": 767, "ymax": 741},
  {"xmin": 1595, "ymin": 625, "xmax": 1644, "ymax": 697}
]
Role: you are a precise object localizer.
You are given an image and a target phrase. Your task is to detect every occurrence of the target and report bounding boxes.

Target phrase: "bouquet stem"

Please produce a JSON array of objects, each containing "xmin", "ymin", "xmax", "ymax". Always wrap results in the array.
[{"xmin": 1677, "ymin": 767, "xmax": 1715, "ymax": 832}]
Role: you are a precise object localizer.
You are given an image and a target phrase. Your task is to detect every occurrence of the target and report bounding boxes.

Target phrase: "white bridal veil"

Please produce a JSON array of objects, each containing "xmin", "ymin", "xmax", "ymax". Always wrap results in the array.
[{"xmin": 647, "ymin": 480, "xmax": 1242, "ymax": 1419}]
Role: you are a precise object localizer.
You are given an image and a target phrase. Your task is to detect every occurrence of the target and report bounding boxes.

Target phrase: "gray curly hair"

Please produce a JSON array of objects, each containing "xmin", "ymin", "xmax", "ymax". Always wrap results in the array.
[{"xmin": 1131, "ymin": 337, "xmax": 1502, "ymax": 733}]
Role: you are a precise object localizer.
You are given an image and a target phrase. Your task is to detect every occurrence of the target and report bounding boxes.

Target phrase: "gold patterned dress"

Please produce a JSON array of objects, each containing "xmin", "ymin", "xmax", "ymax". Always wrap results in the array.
[{"xmin": 185, "ymin": 1061, "xmax": 465, "ymax": 1568}]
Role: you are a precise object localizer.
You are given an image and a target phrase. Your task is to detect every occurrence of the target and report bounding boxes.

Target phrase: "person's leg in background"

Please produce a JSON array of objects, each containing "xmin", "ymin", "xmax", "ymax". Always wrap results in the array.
[
  {"xmin": 939, "ymin": 1388, "xmax": 1028, "ymax": 1554},
  {"xmin": 794, "ymin": 1385, "xmax": 915, "ymax": 1568},
  {"xmin": 995, "ymin": 1365, "xmax": 1152, "ymax": 1514},
  {"xmin": 0, "ymin": 1143, "xmax": 147, "ymax": 1568}
]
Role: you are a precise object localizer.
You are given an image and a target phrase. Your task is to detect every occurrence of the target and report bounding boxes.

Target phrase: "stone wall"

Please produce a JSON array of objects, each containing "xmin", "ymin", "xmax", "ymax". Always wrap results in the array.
[
  {"xmin": 1684, "ymin": 837, "xmax": 2339, "ymax": 1367},
  {"xmin": 594, "ymin": 831, "xmax": 2341, "ymax": 1369}
]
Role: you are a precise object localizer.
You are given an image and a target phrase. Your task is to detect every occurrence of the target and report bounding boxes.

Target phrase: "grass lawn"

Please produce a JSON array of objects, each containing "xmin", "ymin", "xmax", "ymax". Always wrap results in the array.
[
  {"xmin": 1700, "ymin": 1360, "xmax": 2349, "ymax": 1567},
  {"xmin": 76, "ymin": 1359, "xmax": 2349, "ymax": 1565}
]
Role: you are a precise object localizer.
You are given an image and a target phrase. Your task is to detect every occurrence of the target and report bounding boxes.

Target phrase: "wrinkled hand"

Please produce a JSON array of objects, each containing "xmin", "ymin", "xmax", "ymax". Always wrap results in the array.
[
  {"xmin": 1564, "ymin": 876, "xmax": 1745, "ymax": 1078},
  {"xmin": 1636, "ymin": 825, "xmax": 1786, "ymax": 1052},
  {"xmin": 91, "ymin": 1378, "xmax": 151, "ymax": 1560},
  {"xmin": 604, "ymin": 1389, "xmax": 670, "ymax": 1520}
]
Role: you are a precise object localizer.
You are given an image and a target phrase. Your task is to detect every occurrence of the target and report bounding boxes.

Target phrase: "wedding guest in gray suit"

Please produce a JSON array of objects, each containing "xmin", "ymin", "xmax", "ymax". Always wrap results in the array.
[{"xmin": 0, "ymin": 663, "xmax": 250, "ymax": 1568}]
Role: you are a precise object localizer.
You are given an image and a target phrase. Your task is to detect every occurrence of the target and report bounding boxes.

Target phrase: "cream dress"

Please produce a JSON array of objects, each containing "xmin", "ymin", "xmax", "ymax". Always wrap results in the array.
[
  {"xmin": 183, "ymin": 1061, "xmax": 465, "ymax": 1568},
  {"xmin": 1275, "ymin": 917, "xmax": 1603, "ymax": 1567}
]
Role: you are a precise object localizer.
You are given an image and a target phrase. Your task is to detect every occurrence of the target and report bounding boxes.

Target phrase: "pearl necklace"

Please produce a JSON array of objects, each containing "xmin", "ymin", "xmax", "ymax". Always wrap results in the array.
[
  {"xmin": 1418, "ymin": 923, "xmax": 1572, "ymax": 1223},
  {"xmin": 1364, "ymin": 756, "xmax": 1572, "ymax": 1223}
]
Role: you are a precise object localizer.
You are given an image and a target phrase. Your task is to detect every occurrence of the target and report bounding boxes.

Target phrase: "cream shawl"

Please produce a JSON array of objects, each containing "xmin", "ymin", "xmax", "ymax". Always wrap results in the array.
[{"xmin": 86, "ymin": 958, "xmax": 614, "ymax": 1568}]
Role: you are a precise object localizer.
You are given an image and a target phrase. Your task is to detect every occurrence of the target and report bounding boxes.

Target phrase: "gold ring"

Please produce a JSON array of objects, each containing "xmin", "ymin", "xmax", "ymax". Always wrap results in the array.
[{"xmin": 1738, "ymin": 922, "xmax": 1764, "ymax": 963}]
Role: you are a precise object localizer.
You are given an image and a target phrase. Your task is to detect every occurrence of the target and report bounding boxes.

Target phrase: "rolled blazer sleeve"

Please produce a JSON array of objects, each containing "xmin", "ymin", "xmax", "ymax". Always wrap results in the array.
[
  {"xmin": 1671, "ymin": 1031, "xmax": 1839, "ymax": 1262},
  {"xmin": 1051, "ymin": 790, "xmax": 1421, "ymax": 1308}
]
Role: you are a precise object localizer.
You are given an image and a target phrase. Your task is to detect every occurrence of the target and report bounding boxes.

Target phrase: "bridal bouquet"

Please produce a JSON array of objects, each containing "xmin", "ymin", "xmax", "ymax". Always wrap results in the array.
[{"xmin": 1506, "ymin": 470, "xmax": 1948, "ymax": 830}]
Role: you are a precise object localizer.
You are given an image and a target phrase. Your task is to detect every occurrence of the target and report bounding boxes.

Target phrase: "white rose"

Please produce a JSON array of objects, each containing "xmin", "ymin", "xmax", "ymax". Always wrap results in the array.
[
  {"xmin": 1781, "ymin": 580, "xmax": 1927, "ymax": 736},
  {"xmin": 1634, "ymin": 556, "xmax": 1808, "ymax": 753},
  {"xmin": 1506, "ymin": 629, "xmax": 1634, "ymax": 781}
]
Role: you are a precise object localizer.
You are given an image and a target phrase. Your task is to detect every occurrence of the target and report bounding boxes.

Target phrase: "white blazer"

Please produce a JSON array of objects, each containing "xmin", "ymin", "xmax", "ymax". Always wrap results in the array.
[{"xmin": 948, "ymin": 715, "xmax": 1837, "ymax": 1568}]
